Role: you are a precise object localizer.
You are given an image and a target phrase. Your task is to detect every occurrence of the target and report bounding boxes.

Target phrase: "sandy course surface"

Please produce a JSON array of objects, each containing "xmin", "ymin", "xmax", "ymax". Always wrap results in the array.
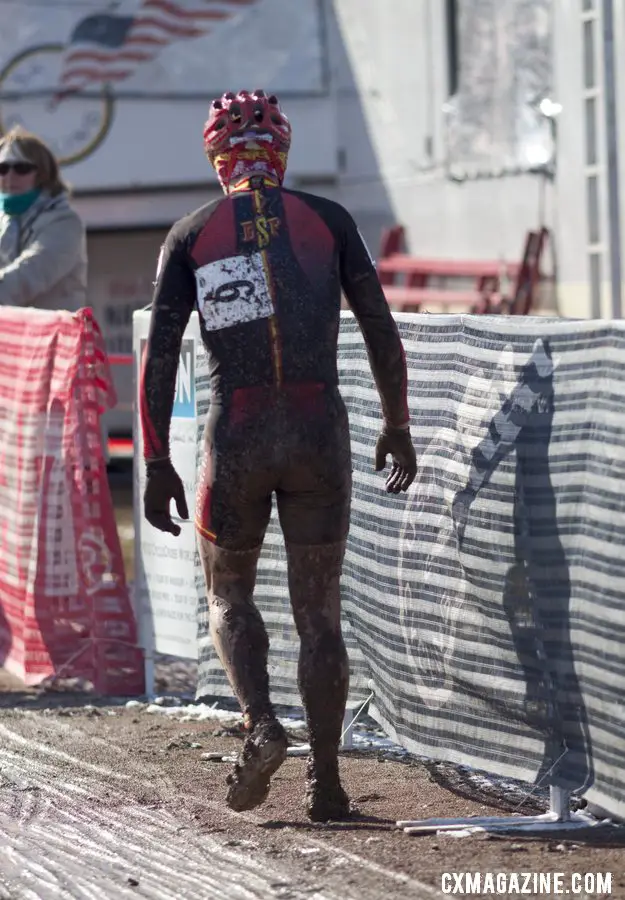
[{"xmin": 0, "ymin": 666, "xmax": 623, "ymax": 900}]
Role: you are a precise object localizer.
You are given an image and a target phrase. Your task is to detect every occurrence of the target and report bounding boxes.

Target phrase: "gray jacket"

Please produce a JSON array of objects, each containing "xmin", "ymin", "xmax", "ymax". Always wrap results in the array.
[{"xmin": 0, "ymin": 192, "xmax": 87, "ymax": 311}]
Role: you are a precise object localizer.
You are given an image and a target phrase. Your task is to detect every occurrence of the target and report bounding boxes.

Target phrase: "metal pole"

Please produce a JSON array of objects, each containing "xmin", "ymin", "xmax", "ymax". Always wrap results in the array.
[
  {"xmin": 341, "ymin": 708, "xmax": 354, "ymax": 750},
  {"xmin": 602, "ymin": 0, "xmax": 623, "ymax": 318},
  {"xmin": 549, "ymin": 785, "xmax": 571, "ymax": 822}
]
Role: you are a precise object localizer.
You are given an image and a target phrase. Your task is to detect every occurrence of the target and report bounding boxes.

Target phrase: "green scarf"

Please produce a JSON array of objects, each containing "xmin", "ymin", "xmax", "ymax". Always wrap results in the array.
[{"xmin": 0, "ymin": 188, "xmax": 42, "ymax": 216}]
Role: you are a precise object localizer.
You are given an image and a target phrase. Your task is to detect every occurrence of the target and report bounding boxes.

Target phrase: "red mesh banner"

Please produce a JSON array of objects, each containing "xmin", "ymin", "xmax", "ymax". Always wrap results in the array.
[{"xmin": 0, "ymin": 307, "xmax": 144, "ymax": 695}]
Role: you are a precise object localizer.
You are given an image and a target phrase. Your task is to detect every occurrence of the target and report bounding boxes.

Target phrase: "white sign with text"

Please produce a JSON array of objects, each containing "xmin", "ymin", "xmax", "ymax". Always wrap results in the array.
[{"xmin": 133, "ymin": 312, "xmax": 201, "ymax": 659}]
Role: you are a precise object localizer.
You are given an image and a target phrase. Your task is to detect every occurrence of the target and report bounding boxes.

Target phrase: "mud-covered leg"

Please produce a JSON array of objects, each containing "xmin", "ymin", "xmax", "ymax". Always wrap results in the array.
[
  {"xmin": 285, "ymin": 541, "xmax": 351, "ymax": 822},
  {"xmin": 200, "ymin": 541, "xmax": 271, "ymax": 723},
  {"xmin": 199, "ymin": 539, "xmax": 287, "ymax": 811}
]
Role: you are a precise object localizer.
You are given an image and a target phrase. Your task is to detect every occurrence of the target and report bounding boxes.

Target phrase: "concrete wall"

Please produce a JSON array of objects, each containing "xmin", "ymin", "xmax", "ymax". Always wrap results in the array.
[
  {"xmin": 331, "ymin": 0, "xmax": 598, "ymax": 318},
  {"xmin": 321, "ymin": 0, "xmax": 395, "ymax": 254},
  {"xmin": 0, "ymin": 0, "xmax": 334, "ymax": 189},
  {"xmin": 5, "ymin": 0, "xmax": 616, "ymax": 319}
]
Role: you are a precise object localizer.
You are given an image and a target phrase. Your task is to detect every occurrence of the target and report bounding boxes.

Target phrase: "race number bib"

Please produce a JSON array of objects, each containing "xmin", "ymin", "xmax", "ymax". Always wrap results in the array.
[{"xmin": 195, "ymin": 253, "xmax": 274, "ymax": 332}]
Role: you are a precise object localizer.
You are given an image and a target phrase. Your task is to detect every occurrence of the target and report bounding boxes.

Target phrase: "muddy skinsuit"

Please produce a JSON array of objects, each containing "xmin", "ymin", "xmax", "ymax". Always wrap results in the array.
[{"xmin": 140, "ymin": 174, "xmax": 413, "ymax": 821}]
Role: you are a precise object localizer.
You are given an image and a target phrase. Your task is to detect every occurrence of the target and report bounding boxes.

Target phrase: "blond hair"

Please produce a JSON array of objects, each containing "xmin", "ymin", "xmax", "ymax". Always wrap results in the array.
[{"xmin": 0, "ymin": 126, "xmax": 69, "ymax": 197}]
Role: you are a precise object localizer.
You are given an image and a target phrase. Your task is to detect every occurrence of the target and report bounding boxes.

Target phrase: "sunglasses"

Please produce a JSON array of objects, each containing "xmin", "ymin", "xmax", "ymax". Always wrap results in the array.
[{"xmin": 0, "ymin": 162, "xmax": 36, "ymax": 176}]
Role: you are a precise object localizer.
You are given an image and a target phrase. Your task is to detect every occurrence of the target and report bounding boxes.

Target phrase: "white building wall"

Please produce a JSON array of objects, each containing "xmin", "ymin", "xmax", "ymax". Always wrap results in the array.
[
  {"xmin": 2, "ymin": 0, "xmax": 620, "ymax": 319},
  {"xmin": 551, "ymin": 0, "xmax": 595, "ymax": 317},
  {"xmin": 614, "ymin": 0, "xmax": 625, "ymax": 317},
  {"xmin": 331, "ymin": 0, "xmax": 607, "ymax": 319},
  {"xmin": 0, "ymin": 0, "xmax": 335, "ymax": 191}
]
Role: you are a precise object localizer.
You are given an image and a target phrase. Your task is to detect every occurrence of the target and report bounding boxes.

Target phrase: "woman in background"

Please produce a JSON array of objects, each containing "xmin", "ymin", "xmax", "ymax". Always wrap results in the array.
[{"xmin": 0, "ymin": 126, "xmax": 87, "ymax": 310}]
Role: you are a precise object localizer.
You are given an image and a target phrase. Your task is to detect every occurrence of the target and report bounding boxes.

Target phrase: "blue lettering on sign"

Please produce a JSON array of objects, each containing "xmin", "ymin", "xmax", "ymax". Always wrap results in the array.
[
  {"xmin": 173, "ymin": 340, "xmax": 196, "ymax": 418},
  {"xmin": 138, "ymin": 337, "xmax": 196, "ymax": 418}
]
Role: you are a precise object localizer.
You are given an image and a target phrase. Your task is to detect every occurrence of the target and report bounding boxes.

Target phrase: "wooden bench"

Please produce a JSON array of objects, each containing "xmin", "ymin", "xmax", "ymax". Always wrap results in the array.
[
  {"xmin": 376, "ymin": 225, "xmax": 549, "ymax": 316},
  {"xmin": 381, "ymin": 284, "xmax": 504, "ymax": 311}
]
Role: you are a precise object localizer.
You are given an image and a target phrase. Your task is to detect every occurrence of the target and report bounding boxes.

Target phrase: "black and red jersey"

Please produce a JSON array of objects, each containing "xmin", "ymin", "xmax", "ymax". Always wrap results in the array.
[{"xmin": 140, "ymin": 176, "xmax": 409, "ymax": 460}]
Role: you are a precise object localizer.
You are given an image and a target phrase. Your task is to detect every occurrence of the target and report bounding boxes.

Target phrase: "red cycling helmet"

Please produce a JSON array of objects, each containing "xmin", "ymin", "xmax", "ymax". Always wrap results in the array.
[
  {"xmin": 203, "ymin": 89, "xmax": 292, "ymax": 157},
  {"xmin": 203, "ymin": 90, "xmax": 291, "ymax": 190}
]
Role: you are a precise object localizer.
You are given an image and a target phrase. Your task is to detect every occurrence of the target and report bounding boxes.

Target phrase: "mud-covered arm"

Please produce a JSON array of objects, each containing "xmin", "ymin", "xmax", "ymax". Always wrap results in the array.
[
  {"xmin": 140, "ymin": 230, "xmax": 196, "ymax": 461},
  {"xmin": 339, "ymin": 211, "xmax": 410, "ymax": 428}
]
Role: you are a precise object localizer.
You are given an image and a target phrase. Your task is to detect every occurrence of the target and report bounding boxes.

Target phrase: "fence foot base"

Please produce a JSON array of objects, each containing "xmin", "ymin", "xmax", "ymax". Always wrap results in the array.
[
  {"xmin": 397, "ymin": 809, "xmax": 600, "ymax": 836},
  {"xmin": 287, "ymin": 743, "xmax": 310, "ymax": 757}
]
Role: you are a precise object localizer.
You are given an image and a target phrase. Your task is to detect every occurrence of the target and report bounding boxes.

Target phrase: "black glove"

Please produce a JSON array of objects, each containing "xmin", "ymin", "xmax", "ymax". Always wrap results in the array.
[
  {"xmin": 144, "ymin": 458, "xmax": 189, "ymax": 536},
  {"xmin": 374, "ymin": 425, "xmax": 417, "ymax": 494}
]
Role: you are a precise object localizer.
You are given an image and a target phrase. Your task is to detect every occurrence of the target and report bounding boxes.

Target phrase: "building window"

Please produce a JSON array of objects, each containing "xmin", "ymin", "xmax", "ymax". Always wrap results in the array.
[
  {"xmin": 446, "ymin": 0, "xmax": 459, "ymax": 96},
  {"xmin": 589, "ymin": 252, "xmax": 602, "ymax": 317},
  {"xmin": 585, "ymin": 97, "xmax": 597, "ymax": 165},
  {"xmin": 583, "ymin": 18, "xmax": 596, "ymax": 89},
  {"xmin": 586, "ymin": 175, "xmax": 601, "ymax": 244}
]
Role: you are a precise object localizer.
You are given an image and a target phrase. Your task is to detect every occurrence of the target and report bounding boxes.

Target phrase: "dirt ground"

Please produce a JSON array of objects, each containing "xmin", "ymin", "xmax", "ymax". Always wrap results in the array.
[
  {"xmin": 0, "ymin": 468, "xmax": 622, "ymax": 898},
  {"xmin": 0, "ymin": 663, "xmax": 623, "ymax": 899}
]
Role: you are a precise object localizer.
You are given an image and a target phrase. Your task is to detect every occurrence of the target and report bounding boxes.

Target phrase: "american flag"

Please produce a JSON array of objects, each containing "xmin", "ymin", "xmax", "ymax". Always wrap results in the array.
[{"xmin": 57, "ymin": 0, "xmax": 257, "ymax": 94}]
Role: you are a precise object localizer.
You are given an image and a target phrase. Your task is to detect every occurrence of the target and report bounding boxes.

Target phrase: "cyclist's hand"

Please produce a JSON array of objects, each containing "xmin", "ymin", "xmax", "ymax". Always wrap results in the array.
[
  {"xmin": 144, "ymin": 458, "xmax": 189, "ymax": 536},
  {"xmin": 374, "ymin": 426, "xmax": 417, "ymax": 494}
]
